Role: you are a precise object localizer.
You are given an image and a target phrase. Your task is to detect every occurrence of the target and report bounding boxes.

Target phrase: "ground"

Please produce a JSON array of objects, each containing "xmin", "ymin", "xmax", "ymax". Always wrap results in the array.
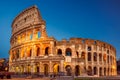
[{"xmin": 1, "ymin": 76, "xmax": 120, "ymax": 80}]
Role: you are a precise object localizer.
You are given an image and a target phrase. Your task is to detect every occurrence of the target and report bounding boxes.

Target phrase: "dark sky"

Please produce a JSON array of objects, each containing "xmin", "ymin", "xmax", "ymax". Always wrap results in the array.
[{"xmin": 0, "ymin": 0, "xmax": 120, "ymax": 59}]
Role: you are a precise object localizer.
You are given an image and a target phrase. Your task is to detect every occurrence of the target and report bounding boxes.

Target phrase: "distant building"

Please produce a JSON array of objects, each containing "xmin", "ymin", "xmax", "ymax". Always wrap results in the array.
[
  {"xmin": 9, "ymin": 6, "xmax": 117, "ymax": 76},
  {"xmin": 0, "ymin": 58, "xmax": 9, "ymax": 71}
]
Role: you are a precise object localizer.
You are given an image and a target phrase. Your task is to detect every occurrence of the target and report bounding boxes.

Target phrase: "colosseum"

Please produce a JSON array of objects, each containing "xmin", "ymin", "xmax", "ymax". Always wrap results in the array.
[{"xmin": 9, "ymin": 6, "xmax": 117, "ymax": 76}]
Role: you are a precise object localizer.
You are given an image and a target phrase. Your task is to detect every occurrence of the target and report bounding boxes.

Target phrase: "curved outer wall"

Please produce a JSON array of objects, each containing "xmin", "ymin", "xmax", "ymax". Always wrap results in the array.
[{"xmin": 9, "ymin": 6, "xmax": 117, "ymax": 76}]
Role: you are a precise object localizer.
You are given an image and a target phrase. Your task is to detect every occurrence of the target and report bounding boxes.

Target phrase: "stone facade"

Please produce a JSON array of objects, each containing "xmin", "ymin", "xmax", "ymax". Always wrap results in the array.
[{"xmin": 9, "ymin": 6, "xmax": 117, "ymax": 76}]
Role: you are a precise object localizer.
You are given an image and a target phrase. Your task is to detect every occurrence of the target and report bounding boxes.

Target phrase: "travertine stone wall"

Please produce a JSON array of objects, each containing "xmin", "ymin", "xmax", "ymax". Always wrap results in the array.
[{"xmin": 9, "ymin": 6, "xmax": 117, "ymax": 76}]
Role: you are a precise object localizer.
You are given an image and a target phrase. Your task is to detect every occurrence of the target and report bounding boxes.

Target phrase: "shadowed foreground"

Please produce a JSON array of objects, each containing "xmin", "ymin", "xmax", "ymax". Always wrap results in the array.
[{"xmin": 2, "ymin": 76, "xmax": 120, "ymax": 80}]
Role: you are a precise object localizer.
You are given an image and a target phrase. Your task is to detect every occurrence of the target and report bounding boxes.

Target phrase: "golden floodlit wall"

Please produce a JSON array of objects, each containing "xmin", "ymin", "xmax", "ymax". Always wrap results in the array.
[{"xmin": 9, "ymin": 6, "xmax": 117, "ymax": 76}]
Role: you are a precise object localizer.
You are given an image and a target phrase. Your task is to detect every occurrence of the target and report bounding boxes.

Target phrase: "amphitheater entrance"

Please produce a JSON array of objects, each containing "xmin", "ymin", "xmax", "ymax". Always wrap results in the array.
[
  {"xmin": 53, "ymin": 64, "xmax": 59, "ymax": 75},
  {"xmin": 87, "ymin": 66, "xmax": 92, "ymax": 75},
  {"xmin": 65, "ymin": 65, "xmax": 72, "ymax": 76},
  {"xmin": 36, "ymin": 66, "xmax": 39, "ymax": 73},
  {"xmin": 99, "ymin": 67, "xmax": 102, "ymax": 76},
  {"xmin": 75, "ymin": 65, "xmax": 80, "ymax": 76},
  {"xmin": 27, "ymin": 65, "xmax": 31, "ymax": 74},
  {"xmin": 44, "ymin": 64, "xmax": 48, "ymax": 76}
]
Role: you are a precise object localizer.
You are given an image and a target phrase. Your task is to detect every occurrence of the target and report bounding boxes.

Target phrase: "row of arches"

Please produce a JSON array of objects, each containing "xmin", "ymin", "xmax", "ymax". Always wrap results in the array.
[
  {"xmin": 87, "ymin": 52, "xmax": 115, "ymax": 64},
  {"xmin": 10, "ymin": 48, "xmax": 73, "ymax": 60},
  {"xmin": 11, "ymin": 64, "xmax": 116, "ymax": 76},
  {"xmin": 57, "ymin": 48, "xmax": 115, "ymax": 64},
  {"xmin": 11, "ymin": 30, "xmax": 41, "ymax": 46},
  {"xmin": 11, "ymin": 47, "xmax": 50, "ymax": 60},
  {"xmin": 10, "ymin": 47, "xmax": 115, "ymax": 65}
]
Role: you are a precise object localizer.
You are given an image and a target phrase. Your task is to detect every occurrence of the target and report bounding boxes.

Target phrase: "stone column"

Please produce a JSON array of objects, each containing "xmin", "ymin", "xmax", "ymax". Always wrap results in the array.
[
  {"xmin": 49, "ymin": 61, "xmax": 53, "ymax": 75},
  {"xmin": 32, "ymin": 45, "xmax": 36, "ymax": 57},
  {"xmin": 39, "ymin": 62, "xmax": 43, "ymax": 75},
  {"xmin": 60, "ymin": 60, "xmax": 64, "ymax": 72},
  {"xmin": 97, "ymin": 66, "xmax": 99, "ymax": 76},
  {"xmin": 41, "ymin": 25, "xmax": 48, "ymax": 38},
  {"xmin": 32, "ymin": 64, "xmax": 36, "ymax": 74},
  {"xmin": 25, "ymin": 31, "xmax": 27, "ymax": 41},
  {"xmin": 85, "ymin": 45, "xmax": 88, "ymax": 72},
  {"xmin": 50, "ymin": 41, "xmax": 54, "ymax": 56},
  {"xmin": 32, "ymin": 29, "xmax": 37, "ymax": 40},
  {"xmin": 91, "ymin": 45, "xmax": 94, "ymax": 75}
]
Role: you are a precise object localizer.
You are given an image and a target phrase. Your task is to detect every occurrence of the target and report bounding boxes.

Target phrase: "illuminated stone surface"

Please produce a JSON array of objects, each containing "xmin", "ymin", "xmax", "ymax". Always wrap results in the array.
[{"xmin": 9, "ymin": 5, "xmax": 117, "ymax": 76}]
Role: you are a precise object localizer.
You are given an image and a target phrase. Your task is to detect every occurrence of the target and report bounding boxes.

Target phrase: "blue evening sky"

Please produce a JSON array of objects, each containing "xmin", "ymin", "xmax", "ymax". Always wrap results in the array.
[{"xmin": 0, "ymin": 0, "xmax": 120, "ymax": 59}]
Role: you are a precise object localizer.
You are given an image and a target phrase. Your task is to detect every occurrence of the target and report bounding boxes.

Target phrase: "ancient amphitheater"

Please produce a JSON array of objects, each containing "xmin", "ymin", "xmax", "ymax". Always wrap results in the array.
[{"xmin": 9, "ymin": 6, "xmax": 117, "ymax": 77}]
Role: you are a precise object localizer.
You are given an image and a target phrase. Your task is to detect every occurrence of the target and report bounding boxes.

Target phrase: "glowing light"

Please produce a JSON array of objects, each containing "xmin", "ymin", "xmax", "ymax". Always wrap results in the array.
[
  {"xmin": 112, "ymin": 65, "xmax": 115, "ymax": 69},
  {"xmin": 64, "ymin": 62, "xmax": 67, "ymax": 67}
]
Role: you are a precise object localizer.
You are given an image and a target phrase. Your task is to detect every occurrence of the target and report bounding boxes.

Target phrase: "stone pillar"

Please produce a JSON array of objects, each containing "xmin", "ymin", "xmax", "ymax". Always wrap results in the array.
[
  {"xmin": 50, "ymin": 41, "xmax": 54, "ymax": 56},
  {"xmin": 85, "ymin": 45, "xmax": 88, "ymax": 72},
  {"xmin": 62, "ymin": 46, "xmax": 65, "ymax": 57},
  {"xmin": 49, "ymin": 61, "xmax": 53, "ymax": 75},
  {"xmin": 32, "ymin": 29, "xmax": 37, "ymax": 40},
  {"xmin": 32, "ymin": 45, "xmax": 36, "ymax": 57},
  {"xmin": 31, "ymin": 63, "xmax": 36, "ymax": 73},
  {"xmin": 24, "ymin": 65, "xmax": 26, "ymax": 73},
  {"xmin": 25, "ymin": 31, "xmax": 28, "ymax": 41},
  {"xmin": 39, "ymin": 62, "xmax": 43, "ymax": 75},
  {"xmin": 91, "ymin": 45, "xmax": 94, "ymax": 75},
  {"xmin": 60, "ymin": 60, "xmax": 64, "ymax": 72},
  {"xmin": 71, "ymin": 45, "xmax": 75, "ymax": 58},
  {"xmin": 41, "ymin": 25, "xmax": 48, "ymax": 38},
  {"xmin": 31, "ymin": 64, "xmax": 33, "ymax": 74},
  {"xmin": 97, "ymin": 66, "xmax": 99, "ymax": 76}
]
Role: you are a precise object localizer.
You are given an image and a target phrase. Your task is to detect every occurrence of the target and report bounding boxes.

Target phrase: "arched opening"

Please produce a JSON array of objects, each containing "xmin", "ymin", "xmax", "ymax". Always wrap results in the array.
[
  {"xmin": 88, "ymin": 52, "xmax": 91, "ymax": 61},
  {"xmin": 21, "ymin": 49, "xmax": 24, "ymax": 58},
  {"xmin": 37, "ymin": 47, "xmax": 40, "ymax": 56},
  {"xmin": 37, "ymin": 66, "xmax": 39, "ymax": 73},
  {"xmin": 94, "ymin": 52, "xmax": 97, "ymax": 61},
  {"xmin": 21, "ymin": 65, "xmax": 24, "ymax": 73},
  {"xmin": 66, "ymin": 48, "xmax": 72, "ymax": 56},
  {"xmin": 16, "ymin": 50, "xmax": 19, "ymax": 59},
  {"xmin": 107, "ymin": 50, "xmax": 109, "ymax": 54},
  {"xmin": 27, "ymin": 65, "xmax": 31, "ymax": 74},
  {"xmin": 13, "ymin": 51, "xmax": 15, "ymax": 60},
  {"xmin": 65, "ymin": 65, "xmax": 72, "ymax": 76},
  {"xmin": 93, "ymin": 67, "xmax": 97, "ymax": 75},
  {"xmin": 99, "ymin": 53, "xmax": 102, "ymax": 61},
  {"xmin": 82, "ymin": 40, "xmax": 85, "ymax": 43},
  {"xmin": 57, "ymin": 49, "xmax": 62, "ymax": 55},
  {"xmin": 34, "ymin": 64, "xmax": 39, "ymax": 73},
  {"xmin": 107, "ymin": 56, "xmax": 109, "ymax": 63},
  {"xmin": 44, "ymin": 64, "xmax": 48, "ymax": 76},
  {"xmin": 29, "ymin": 49, "xmax": 32, "ymax": 57},
  {"xmin": 75, "ymin": 65, "xmax": 80, "ymax": 76},
  {"xmin": 45, "ymin": 47, "xmax": 49, "ymax": 56},
  {"xmin": 103, "ymin": 54, "xmax": 106, "ymax": 62},
  {"xmin": 81, "ymin": 52, "xmax": 85, "ymax": 59},
  {"xmin": 110, "ymin": 56, "xmax": 112, "ymax": 64},
  {"xmin": 76, "ymin": 51, "xmax": 79, "ymax": 58},
  {"xmin": 27, "ymin": 48, "xmax": 32, "ymax": 57},
  {"xmin": 30, "ymin": 33, "xmax": 33, "ymax": 40},
  {"xmin": 53, "ymin": 64, "xmax": 59, "ymax": 75},
  {"xmin": 38, "ymin": 31, "xmax": 41, "ymax": 38},
  {"xmin": 104, "ymin": 68, "xmax": 106, "ymax": 76},
  {"xmin": 88, "ymin": 46, "xmax": 91, "ymax": 51},
  {"xmin": 87, "ymin": 66, "xmax": 92, "ymax": 75},
  {"xmin": 99, "ymin": 67, "xmax": 102, "ymax": 76},
  {"xmin": 15, "ymin": 66, "xmax": 19, "ymax": 73}
]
